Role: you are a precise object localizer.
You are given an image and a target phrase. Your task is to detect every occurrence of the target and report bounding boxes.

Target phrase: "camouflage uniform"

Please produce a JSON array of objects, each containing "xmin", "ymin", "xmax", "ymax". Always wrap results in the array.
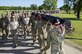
[
  {"xmin": 41, "ymin": 20, "xmax": 49, "ymax": 54},
  {"xmin": 10, "ymin": 29, "xmax": 18, "ymax": 47},
  {"xmin": 30, "ymin": 14, "xmax": 44, "ymax": 46},
  {"xmin": 9, "ymin": 17, "xmax": 19, "ymax": 48},
  {"xmin": 32, "ymin": 18, "xmax": 45, "ymax": 48},
  {"xmin": 47, "ymin": 25, "xmax": 64, "ymax": 54},
  {"xmin": 23, "ymin": 16, "xmax": 30, "ymax": 38},
  {"xmin": 35, "ymin": 20, "xmax": 43, "ymax": 48},
  {"xmin": 58, "ymin": 24, "xmax": 65, "ymax": 54},
  {"xmin": 29, "ymin": 15, "xmax": 37, "ymax": 43},
  {"xmin": 1, "ymin": 15, "xmax": 10, "ymax": 39}
]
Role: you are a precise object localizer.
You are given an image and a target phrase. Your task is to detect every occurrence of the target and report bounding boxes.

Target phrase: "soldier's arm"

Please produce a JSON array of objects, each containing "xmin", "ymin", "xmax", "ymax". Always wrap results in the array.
[
  {"xmin": 7, "ymin": 23, "xmax": 10, "ymax": 30},
  {"xmin": 47, "ymin": 31, "xmax": 52, "ymax": 43},
  {"xmin": 60, "ymin": 24, "xmax": 65, "ymax": 37},
  {"xmin": 46, "ymin": 31, "xmax": 52, "ymax": 49},
  {"xmin": 28, "ymin": 18, "xmax": 31, "ymax": 26},
  {"xmin": 17, "ymin": 22, "xmax": 20, "ymax": 32},
  {"xmin": 28, "ymin": 17, "xmax": 32, "ymax": 26}
]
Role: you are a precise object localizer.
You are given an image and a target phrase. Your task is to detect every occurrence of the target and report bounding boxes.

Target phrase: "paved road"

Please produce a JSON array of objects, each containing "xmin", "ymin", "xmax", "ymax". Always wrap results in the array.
[
  {"xmin": 0, "ymin": 36, "xmax": 82, "ymax": 54},
  {"xmin": 0, "ymin": 36, "xmax": 41, "ymax": 54},
  {"xmin": 63, "ymin": 44, "xmax": 82, "ymax": 54}
]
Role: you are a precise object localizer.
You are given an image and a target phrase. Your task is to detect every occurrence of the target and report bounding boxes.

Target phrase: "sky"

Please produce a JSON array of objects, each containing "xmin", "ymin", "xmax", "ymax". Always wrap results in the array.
[{"xmin": 0, "ymin": 0, "xmax": 64, "ymax": 8}]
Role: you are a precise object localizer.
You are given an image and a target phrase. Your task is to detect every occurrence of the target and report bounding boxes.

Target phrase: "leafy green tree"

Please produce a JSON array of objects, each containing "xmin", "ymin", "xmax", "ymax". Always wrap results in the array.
[
  {"xmin": 64, "ymin": 0, "xmax": 82, "ymax": 19},
  {"xmin": 30, "ymin": 4, "xmax": 38, "ymax": 10},
  {"xmin": 0, "ymin": 6, "xmax": 30, "ymax": 10},
  {"xmin": 43, "ymin": 0, "xmax": 57, "ymax": 10},
  {"xmin": 60, "ymin": 4, "xmax": 71, "ymax": 14},
  {"xmin": 38, "ymin": 4, "xmax": 47, "ymax": 10},
  {"xmin": 38, "ymin": 5, "xmax": 43, "ymax": 10}
]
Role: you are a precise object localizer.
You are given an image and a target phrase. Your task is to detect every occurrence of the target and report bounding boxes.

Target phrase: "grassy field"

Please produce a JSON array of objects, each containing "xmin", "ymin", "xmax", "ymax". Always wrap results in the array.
[
  {"xmin": 52, "ymin": 14, "xmax": 82, "ymax": 46},
  {"xmin": 0, "ymin": 10, "xmax": 8, "ymax": 15}
]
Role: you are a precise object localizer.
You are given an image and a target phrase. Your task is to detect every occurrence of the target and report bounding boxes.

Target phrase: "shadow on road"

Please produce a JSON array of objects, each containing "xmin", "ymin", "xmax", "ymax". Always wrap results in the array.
[
  {"xmin": 0, "ymin": 36, "xmax": 41, "ymax": 54},
  {"xmin": 65, "ymin": 37, "xmax": 82, "ymax": 40}
]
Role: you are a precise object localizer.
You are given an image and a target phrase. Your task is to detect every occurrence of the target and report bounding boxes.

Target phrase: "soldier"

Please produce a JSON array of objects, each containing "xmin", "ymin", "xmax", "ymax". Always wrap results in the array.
[
  {"xmin": 18, "ymin": 12, "xmax": 23, "ymax": 27},
  {"xmin": 9, "ymin": 15, "xmax": 19, "ymax": 48},
  {"xmin": 4, "ymin": 14, "xmax": 10, "ymax": 38},
  {"xmin": 41, "ymin": 21, "xmax": 49, "ymax": 54},
  {"xmin": 42, "ymin": 20, "xmax": 52, "ymax": 54},
  {"xmin": 35, "ymin": 13, "xmax": 50, "ymax": 54},
  {"xmin": 22, "ymin": 13, "xmax": 30, "ymax": 38},
  {"xmin": 55, "ymin": 19, "xmax": 65, "ymax": 54},
  {"xmin": 0, "ymin": 14, "xmax": 6, "ymax": 39},
  {"xmin": 29, "ymin": 12, "xmax": 37, "ymax": 44},
  {"xmin": 33, "ymin": 13, "xmax": 43, "ymax": 49},
  {"xmin": 0, "ymin": 14, "xmax": 10, "ymax": 39},
  {"xmin": 47, "ymin": 19, "xmax": 65, "ymax": 54}
]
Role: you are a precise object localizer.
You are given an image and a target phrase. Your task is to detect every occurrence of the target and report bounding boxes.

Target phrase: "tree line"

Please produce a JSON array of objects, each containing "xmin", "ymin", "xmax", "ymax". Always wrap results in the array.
[
  {"xmin": 0, "ymin": 0, "xmax": 57, "ymax": 10},
  {"xmin": 0, "ymin": 6, "xmax": 30, "ymax": 10}
]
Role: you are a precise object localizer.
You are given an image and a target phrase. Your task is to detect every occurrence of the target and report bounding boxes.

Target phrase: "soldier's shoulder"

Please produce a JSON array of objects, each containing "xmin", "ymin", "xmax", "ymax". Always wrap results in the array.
[{"xmin": 48, "ymin": 29, "xmax": 54, "ymax": 33}]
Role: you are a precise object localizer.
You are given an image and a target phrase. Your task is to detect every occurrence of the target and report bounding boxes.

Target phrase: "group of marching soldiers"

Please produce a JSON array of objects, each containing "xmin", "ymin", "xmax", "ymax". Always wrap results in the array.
[{"xmin": 0, "ymin": 11, "xmax": 65, "ymax": 54}]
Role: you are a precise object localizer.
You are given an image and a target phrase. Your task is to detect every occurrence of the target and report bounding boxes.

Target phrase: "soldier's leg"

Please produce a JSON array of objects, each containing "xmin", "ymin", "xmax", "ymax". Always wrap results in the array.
[
  {"xmin": 41, "ymin": 26, "xmax": 49, "ymax": 54},
  {"xmin": 41, "ymin": 35, "xmax": 47, "ymax": 54},
  {"xmin": 12, "ymin": 31, "xmax": 16, "ymax": 48},
  {"xmin": 2, "ymin": 28, "xmax": 7, "ymax": 40},
  {"xmin": 51, "ymin": 43, "xmax": 59, "ymax": 54},
  {"xmin": 5, "ymin": 27, "xmax": 9, "ymax": 38},
  {"xmin": 41, "ymin": 31, "xmax": 47, "ymax": 54},
  {"xmin": 59, "ymin": 34, "xmax": 65, "ymax": 54},
  {"xmin": 26, "ymin": 25, "xmax": 30, "ymax": 36},
  {"xmin": 32, "ymin": 26, "xmax": 37, "ymax": 44},
  {"xmin": 37, "ymin": 27, "xmax": 46, "ymax": 54},
  {"xmin": 12, "ymin": 30, "xmax": 18, "ymax": 48},
  {"xmin": 59, "ymin": 42, "xmax": 64, "ymax": 54},
  {"xmin": 24, "ymin": 25, "xmax": 27, "ymax": 38},
  {"xmin": 45, "ymin": 41, "xmax": 51, "ymax": 54},
  {"xmin": 37, "ymin": 28, "xmax": 42, "ymax": 48}
]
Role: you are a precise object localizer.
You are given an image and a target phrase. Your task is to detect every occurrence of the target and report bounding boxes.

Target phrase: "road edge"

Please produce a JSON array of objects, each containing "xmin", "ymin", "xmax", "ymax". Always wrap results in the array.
[{"xmin": 64, "ymin": 39, "xmax": 82, "ymax": 51}]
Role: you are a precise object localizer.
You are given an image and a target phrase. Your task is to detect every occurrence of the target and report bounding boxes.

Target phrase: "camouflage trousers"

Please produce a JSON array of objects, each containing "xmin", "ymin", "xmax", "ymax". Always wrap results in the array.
[
  {"xmin": 23, "ymin": 25, "xmax": 30, "ymax": 38},
  {"xmin": 51, "ymin": 42, "xmax": 64, "ymax": 54},
  {"xmin": 1, "ymin": 27, "xmax": 9, "ymax": 39},
  {"xmin": 10, "ymin": 30, "xmax": 18, "ymax": 47},
  {"xmin": 33, "ymin": 25, "xmax": 46, "ymax": 49}
]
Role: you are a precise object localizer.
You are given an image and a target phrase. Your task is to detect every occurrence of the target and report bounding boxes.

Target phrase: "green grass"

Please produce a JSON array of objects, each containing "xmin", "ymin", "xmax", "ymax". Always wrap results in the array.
[
  {"xmin": 0, "ymin": 10, "xmax": 7, "ymax": 15},
  {"xmin": 52, "ymin": 14, "xmax": 77, "ymax": 18},
  {"xmin": 53, "ymin": 13, "xmax": 82, "ymax": 46},
  {"xmin": 66, "ymin": 21, "xmax": 82, "ymax": 46}
]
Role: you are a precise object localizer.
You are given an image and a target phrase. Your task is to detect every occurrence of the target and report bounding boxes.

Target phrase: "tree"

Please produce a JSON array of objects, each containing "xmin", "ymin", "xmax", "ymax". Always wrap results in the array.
[
  {"xmin": 60, "ymin": 4, "xmax": 71, "ymax": 14},
  {"xmin": 76, "ymin": 0, "xmax": 82, "ymax": 19},
  {"xmin": 30, "ymin": 4, "xmax": 38, "ymax": 10},
  {"xmin": 38, "ymin": 4, "xmax": 48, "ymax": 10},
  {"xmin": 64, "ymin": 0, "xmax": 82, "ymax": 19},
  {"xmin": 43, "ymin": 0, "xmax": 57, "ymax": 10},
  {"xmin": 38, "ymin": 5, "xmax": 43, "ymax": 10},
  {"xmin": 0, "ymin": 6, "xmax": 30, "ymax": 10}
]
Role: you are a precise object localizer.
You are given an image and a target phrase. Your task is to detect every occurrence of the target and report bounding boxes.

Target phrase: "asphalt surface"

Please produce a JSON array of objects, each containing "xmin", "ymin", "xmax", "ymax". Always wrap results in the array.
[
  {"xmin": 0, "ymin": 36, "xmax": 82, "ymax": 54},
  {"xmin": 63, "ymin": 44, "xmax": 82, "ymax": 54}
]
